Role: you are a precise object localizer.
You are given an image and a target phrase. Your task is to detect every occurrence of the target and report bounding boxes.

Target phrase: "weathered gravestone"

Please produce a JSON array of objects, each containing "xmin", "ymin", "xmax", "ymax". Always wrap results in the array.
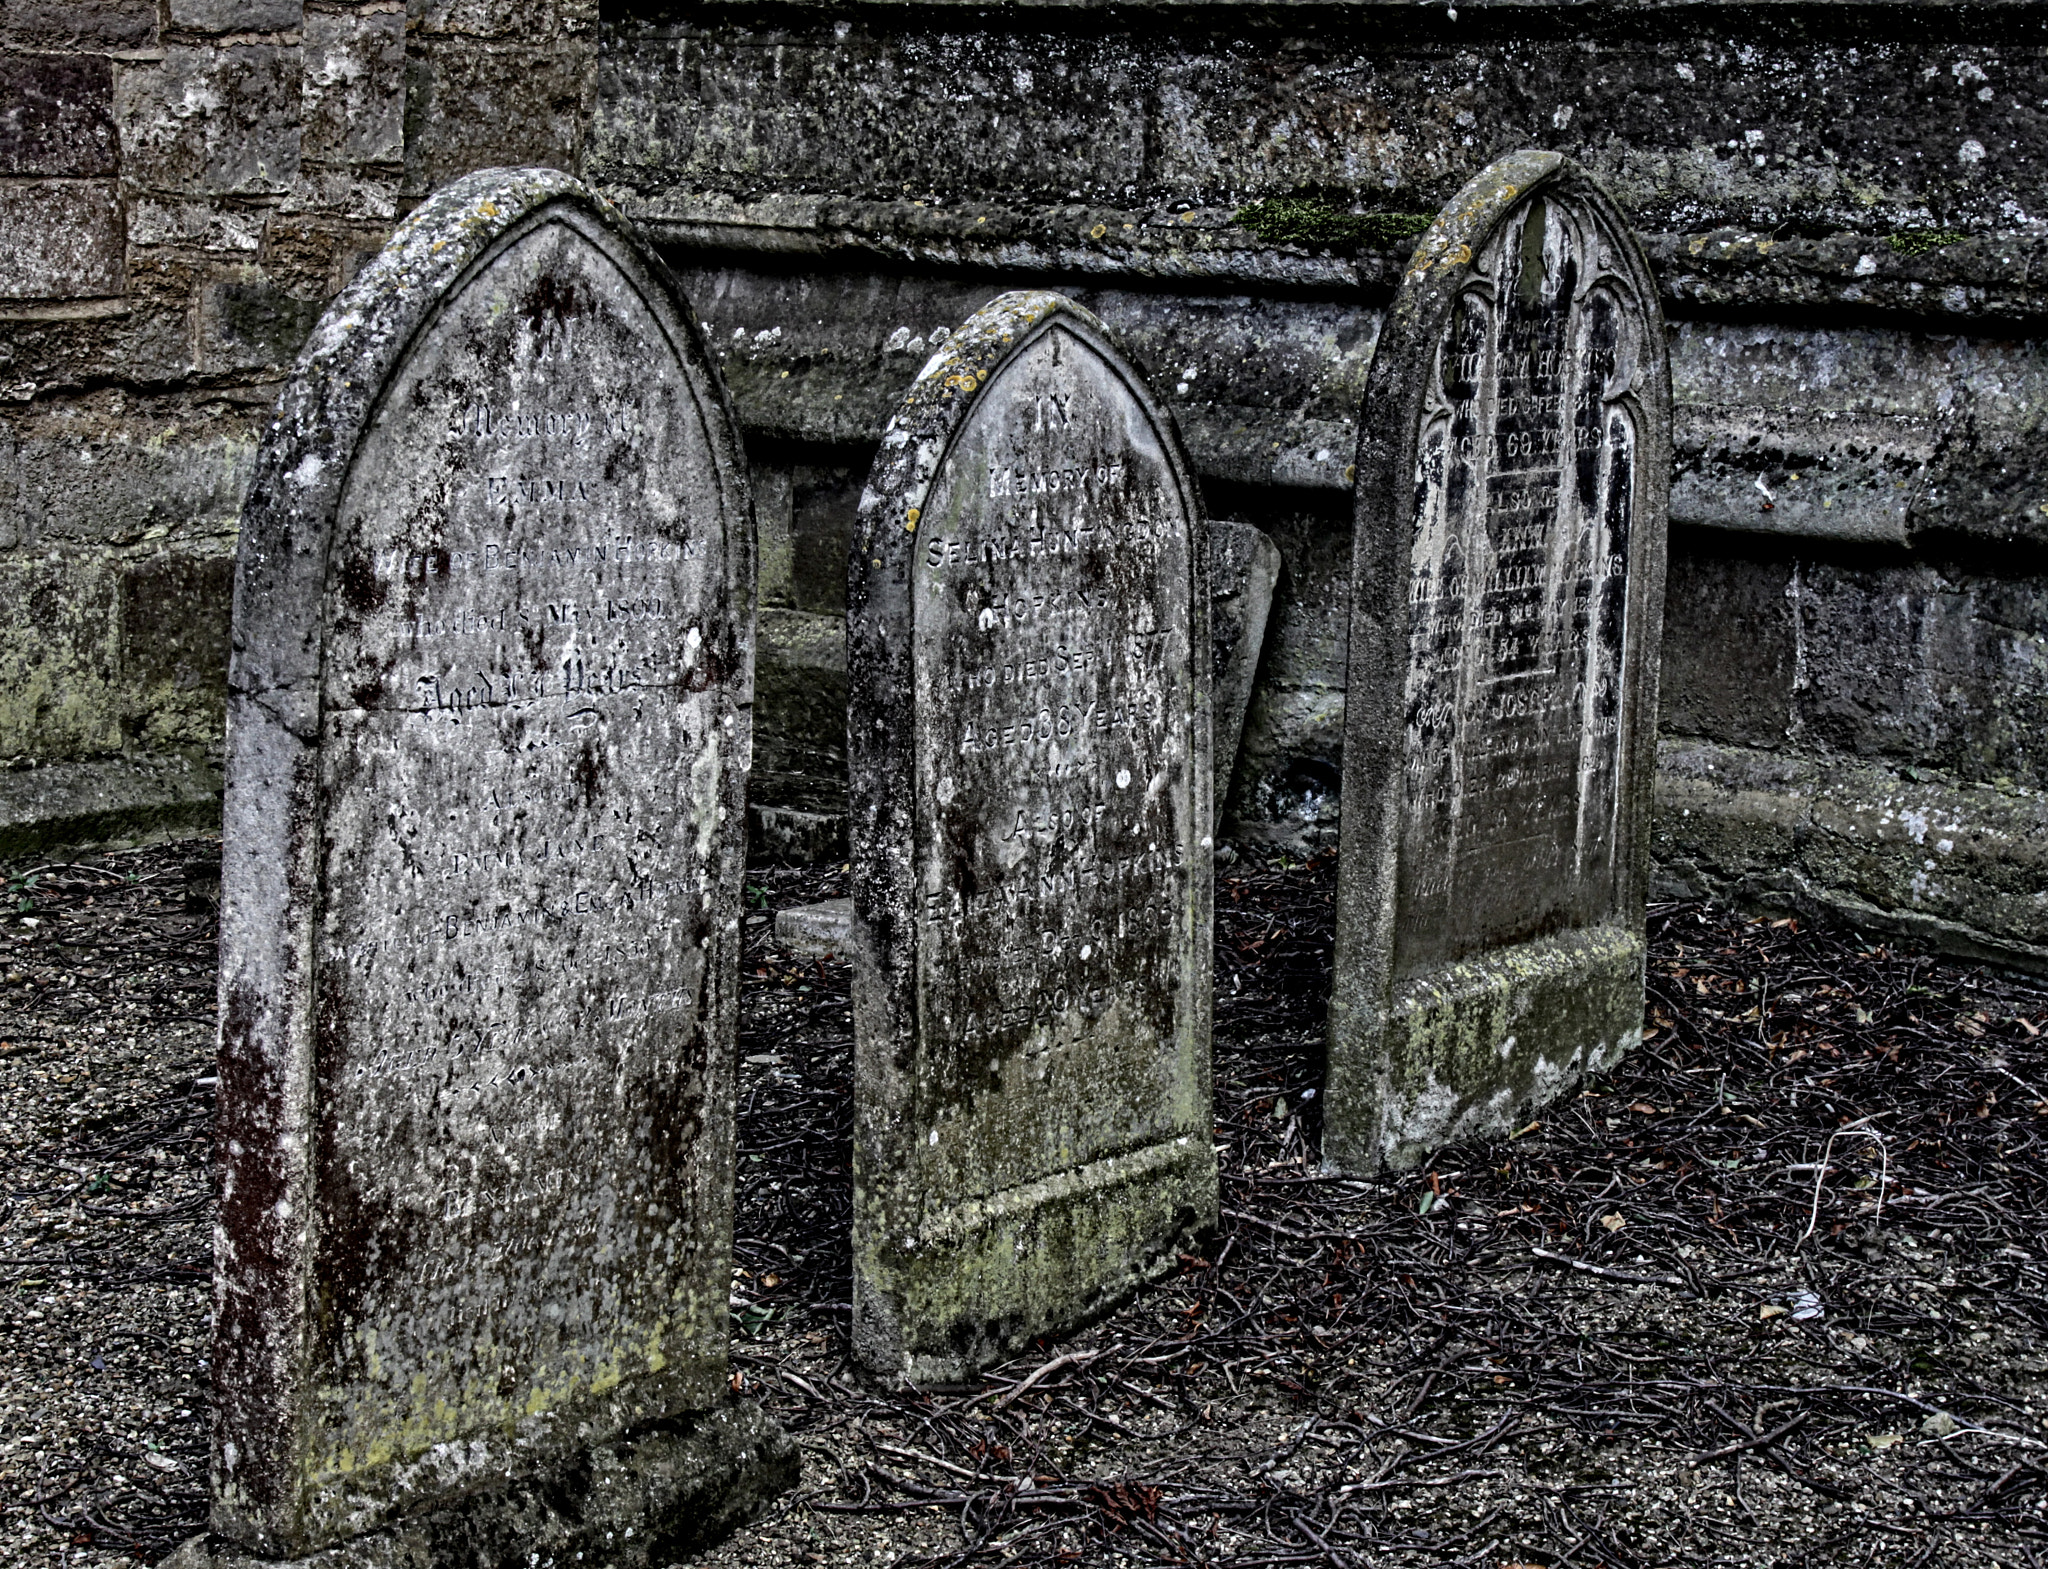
[
  {"xmin": 1327, "ymin": 151, "xmax": 1670, "ymax": 1172},
  {"xmin": 848, "ymin": 292, "xmax": 1217, "ymax": 1383},
  {"xmin": 182, "ymin": 169, "xmax": 793, "ymax": 1569}
]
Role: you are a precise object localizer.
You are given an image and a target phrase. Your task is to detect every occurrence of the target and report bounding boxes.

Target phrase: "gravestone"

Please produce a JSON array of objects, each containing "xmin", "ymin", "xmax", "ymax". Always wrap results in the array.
[
  {"xmin": 848, "ymin": 292, "xmax": 1217, "ymax": 1384},
  {"xmin": 182, "ymin": 169, "xmax": 792, "ymax": 1569},
  {"xmin": 1327, "ymin": 151, "xmax": 1670, "ymax": 1172}
]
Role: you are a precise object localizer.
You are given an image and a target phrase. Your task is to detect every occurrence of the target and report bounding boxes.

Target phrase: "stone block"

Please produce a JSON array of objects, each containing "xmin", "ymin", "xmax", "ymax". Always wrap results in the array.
[
  {"xmin": 0, "ymin": 749, "xmax": 221, "ymax": 861},
  {"xmin": 195, "ymin": 272, "xmax": 325, "ymax": 374},
  {"xmin": 3, "ymin": 0, "xmax": 156, "ymax": 49},
  {"xmin": 115, "ymin": 44, "xmax": 300, "ymax": 199},
  {"xmin": 412, "ymin": 0, "xmax": 546, "ymax": 37},
  {"xmin": 747, "ymin": 803, "xmax": 845, "ymax": 865},
  {"xmin": 775, "ymin": 896, "xmax": 851, "ymax": 957},
  {"xmin": 1209, "ymin": 519, "xmax": 1280, "ymax": 808},
  {"xmin": 208, "ymin": 167, "xmax": 785, "ymax": 1560},
  {"xmin": 0, "ymin": 52, "xmax": 116, "ymax": 177},
  {"xmin": 300, "ymin": 7, "xmax": 403, "ymax": 170},
  {"xmin": 1794, "ymin": 561, "xmax": 2048, "ymax": 790},
  {"xmin": 0, "ymin": 180, "xmax": 124, "ymax": 300},
  {"xmin": 751, "ymin": 605, "xmax": 847, "ymax": 821},
  {"xmin": 1329, "ymin": 152, "xmax": 1669, "ymax": 1173},
  {"xmin": 1659, "ymin": 546, "xmax": 1795, "ymax": 750},
  {"xmin": 1653, "ymin": 738, "xmax": 2048, "ymax": 972},
  {"xmin": 848, "ymin": 290, "xmax": 1217, "ymax": 1384},
  {"xmin": 119, "ymin": 546, "xmax": 233, "ymax": 747},
  {"xmin": 11, "ymin": 406, "xmax": 258, "ymax": 548},
  {"xmin": 167, "ymin": 0, "xmax": 301, "ymax": 32},
  {"xmin": 0, "ymin": 551, "xmax": 122, "ymax": 758}
]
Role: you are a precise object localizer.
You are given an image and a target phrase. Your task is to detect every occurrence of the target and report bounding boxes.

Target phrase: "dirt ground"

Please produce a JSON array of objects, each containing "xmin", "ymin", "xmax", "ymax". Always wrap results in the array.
[{"xmin": 1, "ymin": 838, "xmax": 2044, "ymax": 1568}]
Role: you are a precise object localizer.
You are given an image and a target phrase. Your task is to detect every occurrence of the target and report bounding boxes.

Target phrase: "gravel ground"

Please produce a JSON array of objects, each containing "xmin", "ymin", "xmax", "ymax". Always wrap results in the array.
[{"xmin": 1, "ymin": 839, "xmax": 2044, "ymax": 1568}]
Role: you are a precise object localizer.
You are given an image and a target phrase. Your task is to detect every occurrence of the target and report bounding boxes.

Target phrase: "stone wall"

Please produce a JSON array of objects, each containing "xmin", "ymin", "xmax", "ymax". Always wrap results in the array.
[{"xmin": 4, "ymin": 1, "xmax": 2045, "ymax": 966}]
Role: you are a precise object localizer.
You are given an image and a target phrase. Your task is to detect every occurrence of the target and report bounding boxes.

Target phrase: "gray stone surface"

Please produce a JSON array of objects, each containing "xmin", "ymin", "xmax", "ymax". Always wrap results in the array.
[
  {"xmin": 0, "ymin": 180, "xmax": 124, "ymax": 299},
  {"xmin": 847, "ymin": 290, "xmax": 1217, "ymax": 1384},
  {"xmin": 115, "ymin": 44, "xmax": 301, "ymax": 199},
  {"xmin": 1329, "ymin": 152, "xmax": 1671, "ymax": 1173},
  {"xmin": 208, "ymin": 167, "xmax": 785, "ymax": 1562},
  {"xmin": 1208, "ymin": 520, "xmax": 1280, "ymax": 808}
]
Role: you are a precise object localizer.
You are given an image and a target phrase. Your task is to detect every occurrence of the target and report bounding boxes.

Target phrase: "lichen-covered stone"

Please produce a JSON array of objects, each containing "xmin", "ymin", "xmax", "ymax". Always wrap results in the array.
[
  {"xmin": 203, "ymin": 166, "xmax": 787, "ymax": 1563},
  {"xmin": 847, "ymin": 290, "xmax": 1216, "ymax": 1384},
  {"xmin": 1329, "ymin": 152, "xmax": 1670, "ymax": 1173}
]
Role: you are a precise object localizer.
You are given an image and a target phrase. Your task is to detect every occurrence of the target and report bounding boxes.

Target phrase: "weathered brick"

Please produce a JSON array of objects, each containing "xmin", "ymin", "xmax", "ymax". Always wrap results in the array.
[
  {"xmin": 167, "ymin": 0, "xmax": 302, "ymax": 34},
  {"xmin": 411, "ymin": 0, "xmax": 543, "ymax": 40},
  {"xmin": 301, "ymin": 7, "xmax": 403, "ymax": 169},
  {"xmin": 10, "ymin": 407, "xmax": 258, "ymax": 549},
  {"xmin": 115, "ymin": 44, "xmax": 300, "ymax": 198},
  {"xmin": 0, "ymin": 53, "xmax": 116, "ymax": 177},
  {"xmin": 0, "ymin": 180, "xmax": 124, "ymax": 299},
  {"xmin": 3, "ymin": 0, "xmax": 156, "ymax": 50}
]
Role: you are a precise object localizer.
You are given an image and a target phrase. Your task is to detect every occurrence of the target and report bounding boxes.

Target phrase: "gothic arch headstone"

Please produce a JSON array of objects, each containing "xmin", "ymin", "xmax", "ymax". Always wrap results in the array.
[
  {"xmin": 200, "ymin": 168, "xmax": 791, "ymax": 1567},
  {"xmin": 1328, "ymin": 151, "xmax": 1671, "ymax": 1172}
]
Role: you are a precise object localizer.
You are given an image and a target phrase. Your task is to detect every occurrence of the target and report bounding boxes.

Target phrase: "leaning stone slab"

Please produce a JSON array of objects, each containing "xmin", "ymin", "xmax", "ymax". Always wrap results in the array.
[
  {"xmin": 848, "ymin": 291, "xmax": 1218, "ymax": 1384},
  {"xmin": 1328, "ymin": 151, "xmax": 1671, "ymax": 1172},
  {"xmin": 178, "ymin": 167, "xmax": 792, "ymax": 1569},
  {"xmin": 1209, "ymin": 520, "xmax": 1281, "ymax": 805}
]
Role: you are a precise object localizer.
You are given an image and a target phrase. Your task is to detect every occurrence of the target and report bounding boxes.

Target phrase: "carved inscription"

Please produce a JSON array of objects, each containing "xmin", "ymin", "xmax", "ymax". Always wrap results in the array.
[
  {"xmin": 909, "ymin": 322, "xmax": 1199, "ymax": 1189},
  {"xmin": 1399, "ymin": 193, "xmax": 1640, "ymax": 969},
  {"xmin": 307, "ymin": 218, "xmax": 733, "ymax": 1463}
]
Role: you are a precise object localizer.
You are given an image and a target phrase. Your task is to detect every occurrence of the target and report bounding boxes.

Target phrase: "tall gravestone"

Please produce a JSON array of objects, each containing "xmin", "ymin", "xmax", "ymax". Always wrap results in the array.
[
  {"xmin": 848, "ymin": 292, "xmax": 1217, "ymax": 1384},
  {"xmin": 186, "ymin": 170, "xmax": 792, "ymax": 1569},
  {"xmin": 1327, "ymin": 151, "xmax": 1670, "ymax": 1173}
]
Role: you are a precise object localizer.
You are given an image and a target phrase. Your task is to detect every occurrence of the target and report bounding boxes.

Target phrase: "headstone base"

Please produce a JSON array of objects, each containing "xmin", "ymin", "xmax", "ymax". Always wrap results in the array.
[
  {"xmin": 161, "ymin": 1398, "xmax": 796, "ymax": 1569},
  {"xmin": 1330, "ymin": 927, "xmax": 1644, "ymax": 1173},
  {"xmin": 857, "ymin": 1135, "xmax": 1216, "ymax": 1387},
  {"xmin": 775, "ymin": 897, "xmax": 853, "ymax": 957}
]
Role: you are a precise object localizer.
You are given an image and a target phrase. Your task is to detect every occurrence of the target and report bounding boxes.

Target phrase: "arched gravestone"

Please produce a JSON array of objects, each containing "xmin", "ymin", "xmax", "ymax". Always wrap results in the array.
[
  {"xmin": 197, "ymin": 170, "xmax": 792, "ymax": 1567},
  {"xmin": 1327, "ymin": 151, "xmax": 1670, "ymax": 1174},
  {"xmin": 848, "ymin": 292, "xmax": 1217, "ymax": 1384}
]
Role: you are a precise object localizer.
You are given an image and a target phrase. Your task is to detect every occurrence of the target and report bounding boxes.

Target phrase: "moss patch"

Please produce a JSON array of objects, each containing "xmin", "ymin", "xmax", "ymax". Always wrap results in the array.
[
  {"xmin": 1233, "ymin": 197, "xmax": 1433, "ymax": 250},
  {"xmin": 1887, "ymin": 228, "xmax": 1970, "ymax": 257}
]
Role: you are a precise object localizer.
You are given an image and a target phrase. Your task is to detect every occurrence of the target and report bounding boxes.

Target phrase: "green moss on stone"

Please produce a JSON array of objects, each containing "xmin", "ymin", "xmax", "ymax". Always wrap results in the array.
[
  {"xmin": 1233, "ymin": 197, "xmax": 1433, "ymax": 250},
  {"xmin": 1887, "ymin": 228, "xmax": 1969, "ymax": 257}
]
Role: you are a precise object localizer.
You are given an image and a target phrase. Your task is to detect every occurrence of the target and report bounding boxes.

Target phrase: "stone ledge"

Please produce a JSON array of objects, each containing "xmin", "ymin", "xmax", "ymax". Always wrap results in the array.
[
  {"xmin": 0, "ymin": 750, "xmax": 221, "ymax": 861},
  {"xmin": 1653, "ymin": 736, "xmax": 2048, "ymax": 971}
]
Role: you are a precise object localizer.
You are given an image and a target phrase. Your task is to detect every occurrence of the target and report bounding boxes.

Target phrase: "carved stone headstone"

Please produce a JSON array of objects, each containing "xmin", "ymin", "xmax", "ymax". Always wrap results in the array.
[
  {"xmin": 848, "ymin": 292, "xmax": 1217, "ymax": 1384},
  {"xmin": 192, "ymin": 169, "xmax": 792, "ymax": 1569},
  {"xmin": 1328, "ymin": 152, "xmax": 1670, "ymax": 1172}
]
